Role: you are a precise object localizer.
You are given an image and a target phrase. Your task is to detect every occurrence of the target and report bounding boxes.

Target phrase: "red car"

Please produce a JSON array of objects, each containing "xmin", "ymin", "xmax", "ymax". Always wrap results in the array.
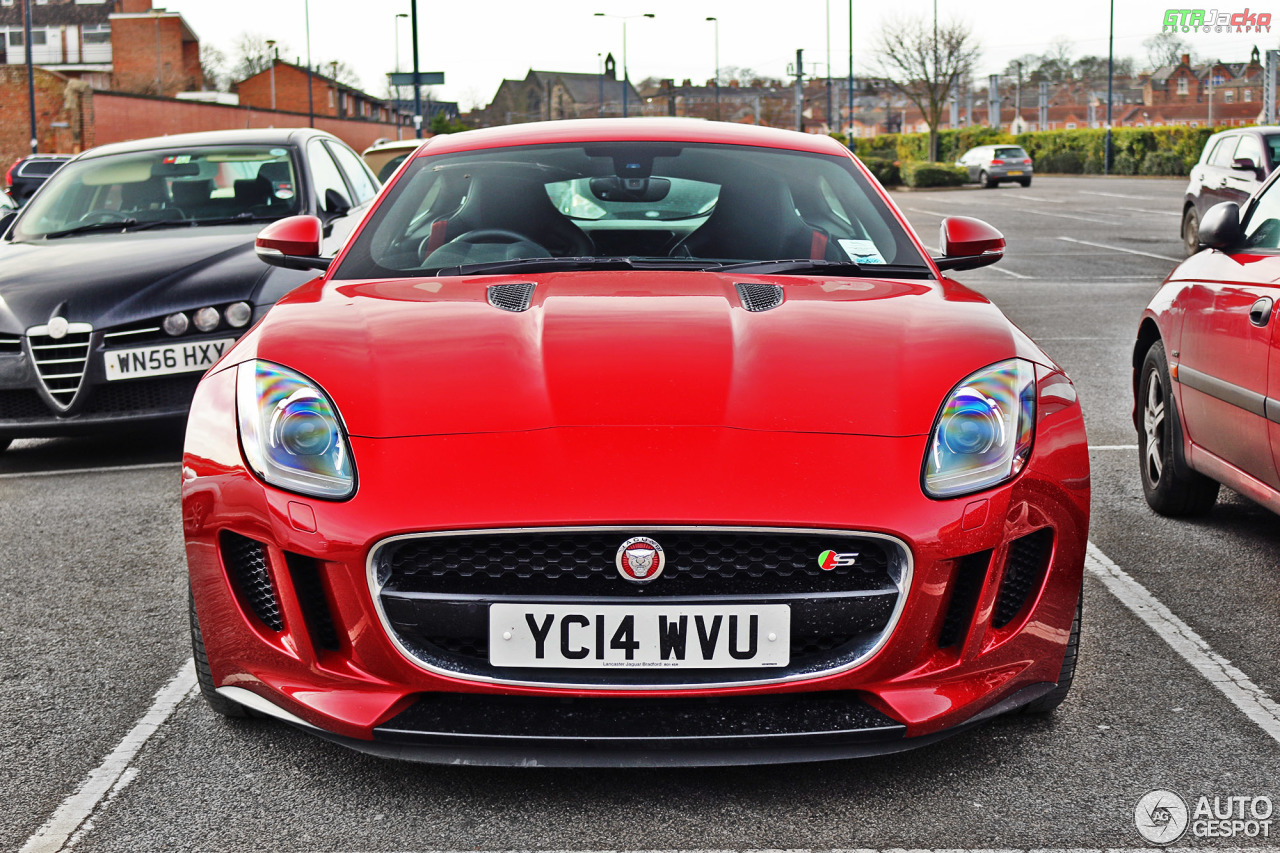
[
  {"xmin": 1136, "ymin": 187, "xmax": 1280, "ymax": 517},
  {"xmin": 183, "ymin": 119, "xmax": 1090, "ymax": 766}
]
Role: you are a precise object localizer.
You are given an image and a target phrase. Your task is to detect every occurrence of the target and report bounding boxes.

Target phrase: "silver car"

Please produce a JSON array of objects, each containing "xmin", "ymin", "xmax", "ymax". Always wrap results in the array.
[{"xmin": 956, "ymin": 145, "xmax": 1033, "ymax": 188}]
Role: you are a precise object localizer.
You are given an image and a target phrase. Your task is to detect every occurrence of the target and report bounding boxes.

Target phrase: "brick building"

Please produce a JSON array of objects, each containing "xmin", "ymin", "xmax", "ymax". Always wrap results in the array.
[
  {"xmin": 0, "ymin": 0, "xmax": 200, "ymax": 96},
  {"xmin": 477, "ymin": 60, "xmax": 641, "ymax": 125},
  {"xmin": 236, "ymin": 60, "xmax": 405, "ymax": 125}
]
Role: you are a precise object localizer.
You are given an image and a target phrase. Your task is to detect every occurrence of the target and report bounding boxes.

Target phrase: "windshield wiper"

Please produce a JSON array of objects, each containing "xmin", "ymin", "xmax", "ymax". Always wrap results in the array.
[
  {"xmin": 195, "ymin": 213, "xmax": 283, "ymax": 226},
  {"xmin": 719, "ymin": 258, "xmax": 934, "ymax": 278},
  {"xmin": 41, "ymin": 217, "xmax": 210, "ymax": 239},
  {"xmin": 432, "ymin": 256, "xmax": 723, "ymax": 277}
]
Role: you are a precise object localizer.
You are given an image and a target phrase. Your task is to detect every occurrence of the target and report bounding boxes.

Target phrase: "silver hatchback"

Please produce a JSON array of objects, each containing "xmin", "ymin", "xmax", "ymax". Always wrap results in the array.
[{"xmin": 956, "ymin": 145, "xmax": 1033, "ymax": 188}]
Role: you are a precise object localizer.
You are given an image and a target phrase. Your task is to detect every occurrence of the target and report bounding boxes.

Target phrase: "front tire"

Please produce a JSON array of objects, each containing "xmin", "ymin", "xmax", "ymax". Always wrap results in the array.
[
  {"xmin": 1182, "ymin": 206, "xmax": 1200, "ymax": 257},
  {"xmin": 1022, "ymin": 592, "xmax": 1081, "ymax": 714},
  {"xmin": 1137, "ymin": 342, "xmax": 1219, "ymax": 516},
  {"xmin": 190, "ymin": 589, "xmax": 259, "ymax": 719}
]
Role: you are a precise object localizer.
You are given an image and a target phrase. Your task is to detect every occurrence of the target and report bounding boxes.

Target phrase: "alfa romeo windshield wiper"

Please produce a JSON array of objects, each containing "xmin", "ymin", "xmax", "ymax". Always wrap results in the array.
[
  {"xmin": 432, "ymin": 256, "xmax": 722, "ymax": 277},
  {"xmin": 41, "ymin": 217, "xmax": 205, "ymax": 239},
  {"xmin": 718, "ymin": 258, "xmax": 934, "ymax": 278}
]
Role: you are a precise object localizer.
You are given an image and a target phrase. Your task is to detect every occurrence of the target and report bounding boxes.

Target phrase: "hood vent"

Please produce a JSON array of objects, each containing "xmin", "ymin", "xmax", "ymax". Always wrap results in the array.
[
  {"xmin": 487, "ymin": 282, "xmax": 536, "ymax": 312},
  {"xmin": 736, "ymin": 283, "xmax": 784, "ymax": 312}
]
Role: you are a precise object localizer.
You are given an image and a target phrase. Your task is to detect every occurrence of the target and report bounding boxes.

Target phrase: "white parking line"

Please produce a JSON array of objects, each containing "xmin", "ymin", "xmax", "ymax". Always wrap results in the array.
[
  {"xmin": 1086, "ymin": 542, "xmax": 1280, "ymax": 745},
  {"xmin": 988, "ymin": 266, "xmax": 1035, "ymax": 280},
  {"xmin": 1089, "ymin": 445, "xmax": 1139, "ymax": 450},
  {"xmin": 20, "ymin": 660, "xmax": 195, "ymax": 853},
  {"xmin": 1011, "ymin": 207, "xmax": 1125, "ymax": 224},
  {"xmin": 1118, "ymin": 206, "xmax": 1181, "ymax": 217},
  {"xmin": 1080, "ymin": 189, "xmax": 1150, "ymax": 200},
  {"xmin": 0, "ymin": 461, "xmax": 180, "ymax": 480},
  {"xmin": 1057, "ymin": 236, "xmax": 1182, "ymax": 262}
]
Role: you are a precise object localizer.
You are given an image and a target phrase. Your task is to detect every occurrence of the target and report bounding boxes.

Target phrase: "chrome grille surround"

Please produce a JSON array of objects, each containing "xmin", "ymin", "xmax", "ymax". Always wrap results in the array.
[
  {"xmin": 367, "ymin": 525, "xmax": 913, "ymax": 691},
  {"xmin": 26, "ymin": 322, "xmax": 93, "ymax": 410}
]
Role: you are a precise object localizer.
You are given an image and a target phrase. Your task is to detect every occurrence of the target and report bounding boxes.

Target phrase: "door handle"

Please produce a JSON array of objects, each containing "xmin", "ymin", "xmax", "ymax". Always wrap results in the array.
[{"xmin": 1249, "ymin": 297, "xmax": 1273, "ymax": 327}]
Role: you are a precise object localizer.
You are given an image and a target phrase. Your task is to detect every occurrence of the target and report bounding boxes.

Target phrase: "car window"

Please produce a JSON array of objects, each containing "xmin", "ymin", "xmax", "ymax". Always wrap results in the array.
[
  {"xmin": 1243, "ymin": 180, "xmax": 1280, "ymax": 249},
  {"xmin": 1264, "ymin": 135, "xmax": 1280, "ymax": 168},
  {"xmin": 1235, "ymin": 135, "xmax": 1264, "ymax": 169},
  {"xmin": 336, "ymin": 141, "xmax": 930, "ymax": 277},
  {"xmin": 12, "ymin": 145, "xmax": 301, "ymax": 239},
  {"xmin": 308, "ymin": 139, "xmax": 353, "ymax": 214},
  {"xmin": 1209, "ymin": 136, "xmax": 1240, "ymax": 167},
  {"xmin": 326, "ymin": 141, "xmax": 379, "ymax": 205},
  {"xmin": 994, "ymin": 147, "xmax": 1027, "ymax": 160}
]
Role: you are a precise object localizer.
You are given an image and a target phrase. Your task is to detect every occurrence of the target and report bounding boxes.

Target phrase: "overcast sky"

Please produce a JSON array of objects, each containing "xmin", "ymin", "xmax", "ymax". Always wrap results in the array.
[{"xmin": 162, "ymin": 0, "xmax": 1279, "ymax": 109}]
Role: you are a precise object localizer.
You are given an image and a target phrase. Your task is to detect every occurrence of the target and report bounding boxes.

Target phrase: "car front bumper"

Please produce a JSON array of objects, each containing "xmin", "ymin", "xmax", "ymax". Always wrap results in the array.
[{"xmin": 183, "ymin": 364, "xmax": 1090, "ymax": 765}]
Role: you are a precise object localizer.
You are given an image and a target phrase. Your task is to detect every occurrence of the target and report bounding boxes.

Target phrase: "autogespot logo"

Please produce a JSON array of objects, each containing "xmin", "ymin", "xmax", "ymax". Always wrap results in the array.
[
  {"xmin": 1162, "ymin": 8, "xmax": 1273, "ymax": 33},
  {"xmin": 1136, "ymin": 790, "xmax": 1190, "ymax": 845}
]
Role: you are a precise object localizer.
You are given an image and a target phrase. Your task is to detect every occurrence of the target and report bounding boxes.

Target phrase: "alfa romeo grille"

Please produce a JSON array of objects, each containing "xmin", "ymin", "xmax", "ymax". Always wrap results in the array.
[
  {"xmin": 0, "ymin": 334, "xmax": 21, "ymax": 355},
  {"xmin": 27, "ymin": 323, "xmax": 93, "ymax": 408},
  {"xmin": 487, "ymin": 282, "xmax": 536, "ymax": 312},
  {"xmin": 735, "ymin": 283, "xmax": 784, "ymax": 312}
]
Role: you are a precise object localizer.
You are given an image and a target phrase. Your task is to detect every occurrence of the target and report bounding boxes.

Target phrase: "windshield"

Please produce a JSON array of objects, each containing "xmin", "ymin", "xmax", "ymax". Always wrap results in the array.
[
  {"xmin": 13, "ymin": 145, "xmax": 301, "ymax": 240},
  {"xmin": 335, "ymin": 141, "xmax": 929, "ymax": 278}
]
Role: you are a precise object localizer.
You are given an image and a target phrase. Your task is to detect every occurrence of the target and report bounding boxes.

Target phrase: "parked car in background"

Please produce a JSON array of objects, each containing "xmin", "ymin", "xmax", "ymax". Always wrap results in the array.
[
  {"xmin": 0, "ymin": 190, "xmax": 15, "ymax": 214},
  {"xmin": 5, "ymin": 153, "xmax": 72, "ymax": 205},
  {"xmin": 1136, "ymin": 172, "xmax": 1280, "ymax": 519},
  {"xmin": 184, "ymin": 118, "xmax": 1090, "ymax": 766},
  {"xmin": 956, "ymin": 145, "xmax": 1033, "ymax": 188},
  {"xmin": 0, "ymin": 127, "xmax": 379, "ymax": 452},
  {"xmin": 1180, "ymin": 126, "xmax": 1280, "ymax": 256},
  {"xmin": 361, "ymin": 138, "xmax": 426, "ymax": 183}
]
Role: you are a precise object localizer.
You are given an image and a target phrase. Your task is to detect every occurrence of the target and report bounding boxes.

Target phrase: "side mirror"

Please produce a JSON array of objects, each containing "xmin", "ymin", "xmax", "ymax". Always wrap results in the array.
[
  {"xmin": 0, "ymin": 210, "xmax": 15, "ymax": 239},
  {"xmin": 1232, "ymin": 157, "xmax": 1258, "ymax": 173},
  {"xmin": 323, "ymin": 188, "xmax": 351, "ymax": 219},
  {"xmin": 934, "ymin": 216, "xmax": 1005, "ymax": 271},
  {"xmin": 255, "ymin": 215, "xmax": 332, "ymax": 271},
  {"xmin": 1198, "ymin": 201, "xmax": 1242, "ymax": 251}
]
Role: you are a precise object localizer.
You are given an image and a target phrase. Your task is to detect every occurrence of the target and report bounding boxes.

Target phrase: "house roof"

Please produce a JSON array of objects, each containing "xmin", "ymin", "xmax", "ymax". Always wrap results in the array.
[{"xmin": 526, "ymin": 70, "xmax": 638, "ymax": 104}]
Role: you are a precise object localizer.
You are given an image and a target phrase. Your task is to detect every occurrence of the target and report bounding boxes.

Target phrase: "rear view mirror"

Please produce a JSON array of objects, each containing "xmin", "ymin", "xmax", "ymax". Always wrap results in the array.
[
  {"xmin": 589, "ymin": 176, "xmax": 671, "ymax": 203},
  {"xmin": 255, "ymin": 215, "xmax": 331, "ymax": 271},
  {"xmin": 934, "ymin": 216, "xmax": 1005, "ymax": 271},
  {"xmin": 1198, "ymin": 201, "xmax": 1242, "ymax": 250}
]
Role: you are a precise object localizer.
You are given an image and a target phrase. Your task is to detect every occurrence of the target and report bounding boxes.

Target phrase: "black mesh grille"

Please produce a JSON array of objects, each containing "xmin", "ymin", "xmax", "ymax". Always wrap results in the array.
[
  {"xmin": 377, "ymin": 530, "xmax": 894, "ymax": 598},
  {"xmin": 286, "ymin": 551, "xmax": 340, "ymax": 651},
  {"xmin": 0, "ymin": 389, "xmax": 53, "ymax": 420},
  {"xmin": 938, "ymin": 550, "xmax": 991, "ymax": 648},
  {"xmin": 735, "ymin": 283, "xmax": 784, "ymax": 312},
  {"xmin": 220, "ymin": 532, "xmax": 283, "ymax": 632},
  {"xmin": 487, "ymin": 282, "xmax": 536, "ymax": 312},
  {"xmin": 993, "ymin": 529, "xmax": 1054, "ymax": 628}
]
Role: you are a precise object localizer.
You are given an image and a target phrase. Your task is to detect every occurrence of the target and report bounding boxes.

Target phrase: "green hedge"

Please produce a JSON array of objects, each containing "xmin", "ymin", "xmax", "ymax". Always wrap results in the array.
[
  {"xmin": 861, "ymin": 157, "xmax": 901, "ymax": 187},
  {"xmin": 853, "ymin": 125, "xmax": 1224, "ymax": 176},
  {"xmin": 901, "ymin": 161, "xmax": 967, "ymax": 188}
]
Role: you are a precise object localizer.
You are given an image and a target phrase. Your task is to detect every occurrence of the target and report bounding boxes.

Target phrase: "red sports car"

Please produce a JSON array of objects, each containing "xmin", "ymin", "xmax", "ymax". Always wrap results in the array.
[
  {"xmin": 183, "ymin": 119, "xmax": 1090, "ymax": 766},
  {"xmin": 1136, "ymin": 189, "xmax": 1280, "ymax": 517}
]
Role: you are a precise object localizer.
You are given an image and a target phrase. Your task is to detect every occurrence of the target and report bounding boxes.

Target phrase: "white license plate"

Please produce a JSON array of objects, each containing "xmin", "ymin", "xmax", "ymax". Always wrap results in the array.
[
  {"xmin": 104, "ymin": 338, "xmax": 236, "ymax": 381},
  {"xmin": 489, "ymin": 603, "xmax": 790, "ymax": 669},
  {"xmin": 1007, "ymin": 170, "xmax": 1024, "ymax": 175}
]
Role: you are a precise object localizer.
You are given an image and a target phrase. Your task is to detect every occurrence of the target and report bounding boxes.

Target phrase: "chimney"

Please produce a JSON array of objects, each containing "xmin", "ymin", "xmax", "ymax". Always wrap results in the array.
[{"xmin": 1181, "ymin": 53, "xmax": 1190, "ymax": 66}]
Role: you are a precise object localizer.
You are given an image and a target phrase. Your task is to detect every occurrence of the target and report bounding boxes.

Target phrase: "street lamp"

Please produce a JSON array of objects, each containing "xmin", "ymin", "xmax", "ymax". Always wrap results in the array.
[
  {"xmin": 266, "ymin": 39, "xmax": 277, "ymax": 110},
  {"xmin": 593, "ymin": 12, "xmax": 655, "ymax": 118},
  {"xmin": 394, "ymin": 13, "xmax": 408, "ymax": 74},
  {"xmin": 705, "ymin": 16, "xmax": 719, "ymax": 121}
]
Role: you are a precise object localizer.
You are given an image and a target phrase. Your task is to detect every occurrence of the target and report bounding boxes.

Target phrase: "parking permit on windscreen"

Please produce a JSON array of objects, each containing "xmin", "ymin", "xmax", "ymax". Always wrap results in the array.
[{"xmin": 838, "ymin": 239, "xmax": 886, "ymax": 264}]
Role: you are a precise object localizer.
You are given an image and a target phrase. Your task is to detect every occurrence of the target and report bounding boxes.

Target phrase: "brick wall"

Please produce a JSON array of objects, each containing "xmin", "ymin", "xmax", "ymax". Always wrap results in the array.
[
  {"xmin": 237, "ymin": 64, "xmax": 338, "ymax": 118},
  {"xmin": 110, "ymin": 14, "xmax": 200, "ymax": 96},
  {"xmin": 86, "ymin": 90, "xmax": 407, "ymax": 153},
  {"xmin": 0, "ymin": 66, "xmax": 90, "ymax": 169}
]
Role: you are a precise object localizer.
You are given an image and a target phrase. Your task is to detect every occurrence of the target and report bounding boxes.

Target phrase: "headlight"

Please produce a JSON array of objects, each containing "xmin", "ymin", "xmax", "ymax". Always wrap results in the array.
[
  {"xmin": 236, "ymin": 360, "xmax": 355, "ymax": 499},
  {"xmin": 225, "ymin": 301, "xmax": 253, "ymax": 328},
  {"xmin": 923, "ymin": 359, "xmax": 1036, "ymax": 498},
  {"xmin": 163, "ymin": 312, "xmax": 188, "ymax": 336},
  {"xmin": 193, "ymin": 306, "xmax": 220, "ymax": 332}
]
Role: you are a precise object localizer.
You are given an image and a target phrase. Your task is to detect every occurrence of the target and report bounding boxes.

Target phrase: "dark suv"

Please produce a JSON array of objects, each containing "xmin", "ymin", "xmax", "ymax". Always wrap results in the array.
[
  {"xmin": 5, "ymin": 154, "xmax": 72, "ymax": 205},
  {"xmin": 1182, "ymin": 126, "xmax": 1280, "ymax": 255}
]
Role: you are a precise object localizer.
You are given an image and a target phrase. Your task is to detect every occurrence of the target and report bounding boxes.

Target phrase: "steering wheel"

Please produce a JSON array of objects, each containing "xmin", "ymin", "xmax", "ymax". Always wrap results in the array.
[
  {"xmin": 453, "ymin": 228, "xmax": 541, "ymax": 246},
  {"xmin": 420, "ymin": 228, "xmax": 550, "ymax": 266},
  {"xmin": 78, "ymin": 209, "xmax": 132, "ymax": 224}
]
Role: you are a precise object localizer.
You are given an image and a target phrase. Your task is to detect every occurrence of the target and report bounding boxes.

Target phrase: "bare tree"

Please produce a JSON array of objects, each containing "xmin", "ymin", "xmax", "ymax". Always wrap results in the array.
[
  {"xmin": 1144, "ymin": 32, "xmax": 1194, "ymax": 70},
  {"xmin": 317, "ymin": 59, "xmax": 363, "ymax": 90},
  {"xmin": 876, "ymin": 15, "xmax": 981, "ymax": 162},
  {"xmin": 199, "ymin": 43, "xmax": 227, "ymax": 92},
  {"xmin": 229, "ymin": 33, "xmax": 287, "ymax": 84}
]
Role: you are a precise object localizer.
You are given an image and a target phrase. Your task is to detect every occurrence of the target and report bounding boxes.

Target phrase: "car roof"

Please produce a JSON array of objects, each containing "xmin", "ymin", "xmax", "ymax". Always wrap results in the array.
[
  {"xmin": 79, "ymin": 127, "xmax": 339, "ymax": 160},
  {"xmin": 413, "ymin": 118, "xmax": 851, "ymax": 160},
  {"xmin": 362, "ymin": 139, "xmax": 427, "ymax": 156}
]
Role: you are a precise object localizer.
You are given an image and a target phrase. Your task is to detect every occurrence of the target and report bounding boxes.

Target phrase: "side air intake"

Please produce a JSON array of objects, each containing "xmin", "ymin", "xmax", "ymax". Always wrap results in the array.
[
  {"xmin": 487, "ymin": 282, "xmax": 536, "ymax": 312},
  {"xmin": 735, "ymin": 283, "xmax": 784, "ymax": 312},
  {"xmin": 220, "ymin": 531, "xmax": 283, "ymax": 632}
]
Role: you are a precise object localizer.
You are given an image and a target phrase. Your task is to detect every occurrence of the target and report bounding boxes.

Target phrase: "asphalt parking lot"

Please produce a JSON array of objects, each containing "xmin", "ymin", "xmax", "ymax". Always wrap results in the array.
[{"xmin": 4, "ymin": 175, "xmax": 1279, "ymax": 852}]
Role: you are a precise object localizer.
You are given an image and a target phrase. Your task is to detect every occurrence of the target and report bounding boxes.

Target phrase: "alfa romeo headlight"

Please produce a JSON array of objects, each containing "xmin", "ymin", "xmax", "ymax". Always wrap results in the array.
[
  {"xmin": 236, "ymin": 360, "xmax": 355, "ymax": 499},
  {"xmin": 923, "ymin": 359, "xmax": 1036, "ymax": 498}
]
